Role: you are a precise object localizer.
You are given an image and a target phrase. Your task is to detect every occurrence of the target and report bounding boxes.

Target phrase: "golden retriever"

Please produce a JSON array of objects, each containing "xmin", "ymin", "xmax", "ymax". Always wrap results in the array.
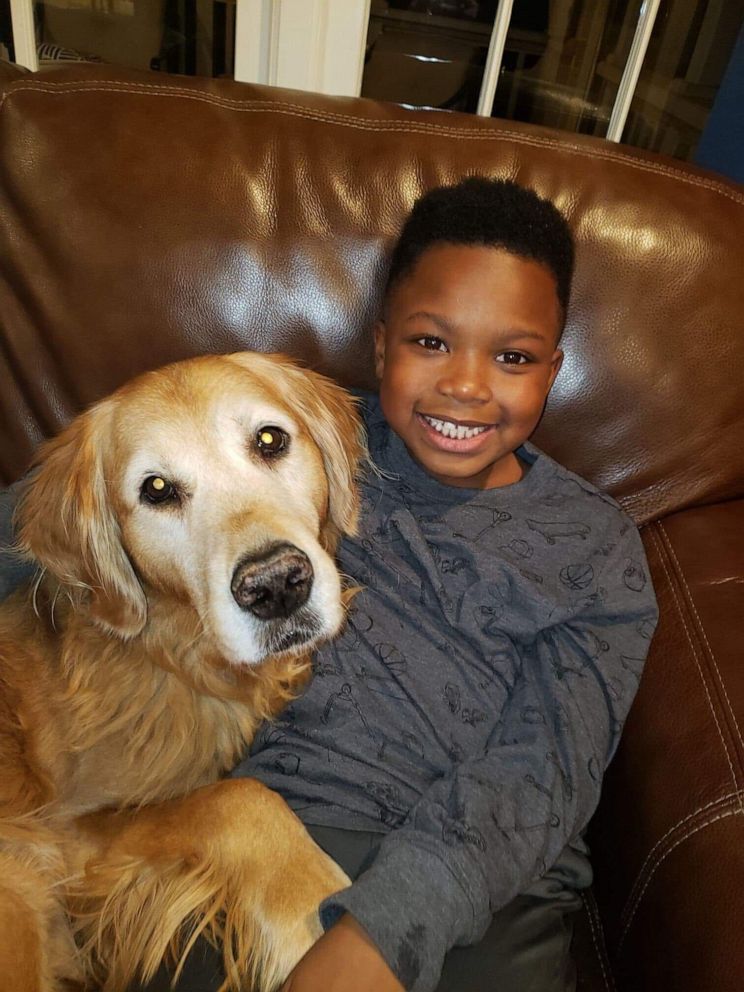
[{"xmin": 0, "ymin": 352, "xmax": 365, "ymax": 992}]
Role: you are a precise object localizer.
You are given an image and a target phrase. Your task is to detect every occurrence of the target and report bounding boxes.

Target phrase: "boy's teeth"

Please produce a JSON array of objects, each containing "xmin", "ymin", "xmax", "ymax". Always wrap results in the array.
[{"xmin": 424, "ymin": 415, "xmax": 488, "ymax": 440}]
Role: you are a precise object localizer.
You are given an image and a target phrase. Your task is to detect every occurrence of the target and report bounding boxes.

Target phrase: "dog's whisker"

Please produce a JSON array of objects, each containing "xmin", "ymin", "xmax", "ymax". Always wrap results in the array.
[
  {"xmin": 50, "ymin": 584, "xmax": 63, "ymax": 632},
  {"xmin": 30, "ymin": 568, "xmax": 45, "ymax": 619}
]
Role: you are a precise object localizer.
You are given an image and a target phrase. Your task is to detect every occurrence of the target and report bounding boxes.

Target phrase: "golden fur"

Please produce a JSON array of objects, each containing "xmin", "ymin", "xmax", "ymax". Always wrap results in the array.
[{"xmin": 0, "ymin": 353, "xmax": 365, "ymax": 992}]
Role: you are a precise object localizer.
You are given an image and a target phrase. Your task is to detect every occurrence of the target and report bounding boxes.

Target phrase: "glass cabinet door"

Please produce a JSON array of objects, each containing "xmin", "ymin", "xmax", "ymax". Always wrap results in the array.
[
  {"xmin": 620, "ymin": 0, "xmax": 743, "ymax": 160},
  {"xmin": 361, "ymin": 0, "xmax": 639, "ymax": 132},
  {"xmin": 362, "ymin": 1, "xmax": 497, "ymax": 113},
  {"xmin": 360, "ymin": 0, "xmax": 744, "ymax": 165},
  {"xmin": 4, "ymin": 0, "xmax": 236, "ymax": 78}
]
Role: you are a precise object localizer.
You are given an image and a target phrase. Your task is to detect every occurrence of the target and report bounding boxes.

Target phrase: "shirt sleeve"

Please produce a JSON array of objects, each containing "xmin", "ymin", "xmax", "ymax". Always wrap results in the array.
[{"xmin": 319, "ymin": 518, "xmax": 658, "ymax": 991}]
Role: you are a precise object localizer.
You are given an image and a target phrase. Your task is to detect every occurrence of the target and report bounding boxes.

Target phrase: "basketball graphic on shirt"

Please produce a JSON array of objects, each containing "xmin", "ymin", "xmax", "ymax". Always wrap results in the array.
[{"xmin": 559, "ymin": 563, "xmax": 594, "ymax": 590}]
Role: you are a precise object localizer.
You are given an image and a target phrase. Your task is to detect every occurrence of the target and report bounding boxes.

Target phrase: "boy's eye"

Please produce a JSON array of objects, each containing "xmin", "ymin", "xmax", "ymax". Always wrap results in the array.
[
  {"xmin": 416, "ymin": 336, "xmax": 447, "ymax": 352},
  {"xmin": 497, "ymin": 351, "xmax": 529, "ymax": 365}
]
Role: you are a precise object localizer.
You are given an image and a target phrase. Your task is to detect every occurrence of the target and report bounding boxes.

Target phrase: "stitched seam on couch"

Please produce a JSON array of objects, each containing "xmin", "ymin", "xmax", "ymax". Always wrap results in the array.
[
  {"xmin": 580, "ymin": 890, "xmax": 616, "ymax": 992},
  {"xmin": 2, "ymin": 80, "xmax": 744, "ymax": 208},
  {"xmin": 617, "ymin": 801, "xmax": 744, "ymax": 953},
  {"xmin": 657, "ymin": 519, "xmax": 744, "ymax": 769},
  {"xmin": 619, "ymin": 787, "xmax": 744, "ymax": 925},
  {"xmin": 617, "ymin": 789, "xmax": 744, "ymax": 933},
  {"xmin": 647, "ymin": 524, "xmax": 741, "ymax": 793},
  {"xmin": 619, "ymin": 526, "xmax": 744, "ymax": 949}
]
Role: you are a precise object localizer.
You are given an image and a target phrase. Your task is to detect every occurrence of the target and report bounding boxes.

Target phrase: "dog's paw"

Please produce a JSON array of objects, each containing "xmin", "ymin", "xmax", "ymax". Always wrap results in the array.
[{"xmin": 251, "ymin": 839, "xmax": 351, "ymax": 991}]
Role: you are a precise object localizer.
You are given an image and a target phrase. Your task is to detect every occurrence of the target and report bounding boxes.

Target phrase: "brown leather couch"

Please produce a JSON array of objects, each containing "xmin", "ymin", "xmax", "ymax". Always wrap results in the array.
[{"xmin": 1, "ymin": 61, "xmax": 743, "ymax": 992}]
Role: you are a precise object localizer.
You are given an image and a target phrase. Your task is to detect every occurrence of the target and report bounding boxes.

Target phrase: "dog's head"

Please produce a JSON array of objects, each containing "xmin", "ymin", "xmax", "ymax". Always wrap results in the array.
[{"xmin": 17, "ymin": 353, "xmax": 365, "ymax": 666}]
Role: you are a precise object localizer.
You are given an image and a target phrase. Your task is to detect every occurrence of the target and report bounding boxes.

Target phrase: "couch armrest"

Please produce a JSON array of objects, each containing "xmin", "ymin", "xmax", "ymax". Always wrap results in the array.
[{"xmin": 588, "ymin": 499, "xmax": 744, "ymax": 991}]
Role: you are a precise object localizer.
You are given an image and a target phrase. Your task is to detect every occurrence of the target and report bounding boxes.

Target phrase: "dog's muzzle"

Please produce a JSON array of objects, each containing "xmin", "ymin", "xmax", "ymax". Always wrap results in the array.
[{"xmin": 231, "ymin": 543, "xmax": 314, "ymax": 620}]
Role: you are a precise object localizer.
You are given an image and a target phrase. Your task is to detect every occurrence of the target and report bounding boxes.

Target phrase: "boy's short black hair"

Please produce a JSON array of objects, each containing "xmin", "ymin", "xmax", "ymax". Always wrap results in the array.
[{"xmin": 385, "ymin": 176, "xmax": 574, "ymax": 322}]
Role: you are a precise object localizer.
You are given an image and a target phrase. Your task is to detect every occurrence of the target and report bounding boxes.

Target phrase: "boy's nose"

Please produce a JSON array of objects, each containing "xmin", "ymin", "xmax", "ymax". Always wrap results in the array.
[{"xmin": 437, "ymin": 361, "xmax": 492, "ymax": 403}]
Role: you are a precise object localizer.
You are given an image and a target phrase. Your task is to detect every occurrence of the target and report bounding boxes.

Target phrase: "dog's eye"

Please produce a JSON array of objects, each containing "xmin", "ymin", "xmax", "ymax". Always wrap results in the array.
[
  {"xmin": 141, "ymin": 476, "xmax": 178, "ymax": 504},
  {"xmin": 256, "ymin": 426, "xmax": 288, "ymax": 457}
]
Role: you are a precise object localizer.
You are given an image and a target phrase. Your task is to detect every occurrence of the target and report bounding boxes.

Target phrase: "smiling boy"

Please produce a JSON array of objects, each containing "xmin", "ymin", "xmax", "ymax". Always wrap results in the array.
[{"xmin": 236, "ymin": 177, "xmax": 658, "ymax": 992}]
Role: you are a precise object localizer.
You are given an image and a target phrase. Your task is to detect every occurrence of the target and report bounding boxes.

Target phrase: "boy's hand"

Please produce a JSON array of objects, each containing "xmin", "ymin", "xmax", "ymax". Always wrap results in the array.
[{"xmin": 279, "ymin": 912, "xmax": 405, "ymax": 992}]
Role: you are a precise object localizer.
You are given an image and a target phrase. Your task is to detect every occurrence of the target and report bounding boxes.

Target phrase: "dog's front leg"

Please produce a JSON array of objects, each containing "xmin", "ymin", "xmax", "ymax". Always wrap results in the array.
[{"xmin": 67, "ymin": 778, "xmax": 350, "ymax": 992}]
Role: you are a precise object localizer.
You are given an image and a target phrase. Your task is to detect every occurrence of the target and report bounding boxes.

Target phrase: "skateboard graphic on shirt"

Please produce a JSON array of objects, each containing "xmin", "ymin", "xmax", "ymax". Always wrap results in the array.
[{"xmin": 526, "ymin": 517, "xmax": 592, "ymax": 544}]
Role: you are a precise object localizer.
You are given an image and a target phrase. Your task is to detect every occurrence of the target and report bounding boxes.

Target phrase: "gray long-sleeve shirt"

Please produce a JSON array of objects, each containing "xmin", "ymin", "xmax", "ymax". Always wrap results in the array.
[{"xmin": 235, "ymin": 392, "xmax": 658, "ymax": 990}]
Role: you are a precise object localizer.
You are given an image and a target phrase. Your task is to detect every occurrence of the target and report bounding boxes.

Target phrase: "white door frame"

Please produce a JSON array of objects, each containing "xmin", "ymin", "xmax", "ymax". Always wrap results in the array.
[
  {"xmin": 9, "ymin": 0, "xmax": 38, "ymax": 71},
  {"xmin": 235, "ymin": 0, "xmax": 370, "ymax": 97}
]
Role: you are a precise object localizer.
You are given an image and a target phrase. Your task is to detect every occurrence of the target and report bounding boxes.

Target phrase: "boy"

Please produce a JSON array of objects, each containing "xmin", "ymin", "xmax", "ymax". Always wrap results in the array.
[{"xmin": 0, "ymin": 177, "xmax": 657, "ymax": 991}]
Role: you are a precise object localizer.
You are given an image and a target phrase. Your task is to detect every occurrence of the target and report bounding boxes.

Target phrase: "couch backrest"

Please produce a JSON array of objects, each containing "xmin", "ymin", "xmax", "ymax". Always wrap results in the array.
[{"xmin": 1, "ymin": 64, "xmax": 742, "ymax": 522}]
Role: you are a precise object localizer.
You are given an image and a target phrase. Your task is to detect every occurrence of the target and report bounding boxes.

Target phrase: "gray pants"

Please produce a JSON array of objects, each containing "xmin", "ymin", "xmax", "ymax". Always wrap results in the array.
[{"xmin": 135, "ymin": 824, "xmax": 591, "ymax": 992}]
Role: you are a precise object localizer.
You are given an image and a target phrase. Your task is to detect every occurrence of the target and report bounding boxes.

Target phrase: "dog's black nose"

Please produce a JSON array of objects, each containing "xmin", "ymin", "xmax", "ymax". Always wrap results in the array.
[{"xmin": 231, "ymin": 544, "xmax": 314, "ymax": 620}]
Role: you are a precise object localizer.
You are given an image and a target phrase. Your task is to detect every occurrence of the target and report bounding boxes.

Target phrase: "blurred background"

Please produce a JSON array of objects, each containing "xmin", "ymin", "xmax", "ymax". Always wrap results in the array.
[{"xmin": 2, "ymin": 1, "xmax": 742, "ymax": 179}]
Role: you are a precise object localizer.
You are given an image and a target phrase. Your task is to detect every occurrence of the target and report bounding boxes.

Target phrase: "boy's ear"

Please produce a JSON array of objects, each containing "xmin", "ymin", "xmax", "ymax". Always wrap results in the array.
[
  {"xmin": 548, "ymin": 348, "xmax": 564, "ymax": 390},
  {"xmin": 373, "ymin": 321, "xmax": 386, "ymax": 381}
]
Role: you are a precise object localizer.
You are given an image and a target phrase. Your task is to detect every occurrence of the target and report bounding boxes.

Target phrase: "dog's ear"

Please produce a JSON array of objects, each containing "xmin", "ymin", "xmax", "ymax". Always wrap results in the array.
[
  {"xmin": 291, "ymin": 367, "xmax": 365, "ymax": 549},
  {"xmin": 17, "ymin": 401, "xmax": 147, "ymax": 639}
]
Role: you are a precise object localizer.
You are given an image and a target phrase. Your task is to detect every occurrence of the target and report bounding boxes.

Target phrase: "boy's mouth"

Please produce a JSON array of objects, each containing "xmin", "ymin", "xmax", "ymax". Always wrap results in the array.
[{"xmin": 416, "ymin": 412, "xmax": 495, "ymax": 452}]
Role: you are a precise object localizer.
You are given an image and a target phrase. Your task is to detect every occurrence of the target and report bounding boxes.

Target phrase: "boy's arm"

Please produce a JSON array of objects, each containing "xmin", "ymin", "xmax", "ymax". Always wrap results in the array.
[
  {"xmin": 318, "ymin": 520, "xmax": 658, "ymax": 992},
  {"xmin": 280, "ymin": 913, "xmax": 404, "ymax": 992}
]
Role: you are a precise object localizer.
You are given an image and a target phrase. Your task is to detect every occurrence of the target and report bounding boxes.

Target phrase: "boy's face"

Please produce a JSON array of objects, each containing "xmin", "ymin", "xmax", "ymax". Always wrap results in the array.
[{"xmin": 375, "ymin": 243, "xmax": 563, "ymax": 489}]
